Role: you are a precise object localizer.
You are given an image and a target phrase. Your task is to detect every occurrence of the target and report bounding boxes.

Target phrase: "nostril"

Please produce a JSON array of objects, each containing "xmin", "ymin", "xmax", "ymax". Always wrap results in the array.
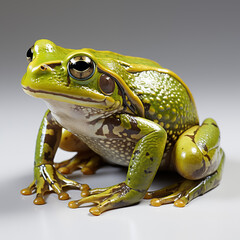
[{"xmin": 40, "ymin": 65, "xmax": 48, "ymax": 71}]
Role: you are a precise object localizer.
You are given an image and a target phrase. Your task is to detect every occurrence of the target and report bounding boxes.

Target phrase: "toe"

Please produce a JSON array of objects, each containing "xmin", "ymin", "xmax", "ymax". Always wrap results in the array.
[
  {"xmin": 89, "ymin": 207, "xmax": 101, "ymax": 216},
  {"xmin": 58, "ymin": 192, "xmax": 70, "ymax": 200},
  {"xmin": 58, "ymin": 167, "xmax": 71, "ymax": 174},
  {"xmin": 68, "ymin": 200, "xmax": 80, "ymax": 208},
  {"xmin": 174, "ymin": 197, "xmax": 187, "ymax": 207},
  {"xmin": 150, "ymin": 198, "xmax": 162, "ymax": 207},
  {"xmin": 34, "ymin": 195, "xmax": 45, "ymax": 205},
  {"xmin": 80, "ymin": 184, "xmax": 90, "ymax": 197},
  {"xmin": 21, "ymin": 188, "xmax": 33, "ymax": 195},
  {"xmin": 81, "ymin": 167, "xmax": 94, "ymax": 175}
]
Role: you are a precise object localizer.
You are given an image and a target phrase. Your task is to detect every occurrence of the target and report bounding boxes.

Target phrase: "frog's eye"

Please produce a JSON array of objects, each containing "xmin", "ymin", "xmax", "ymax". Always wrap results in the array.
[
  {"xmin": 68, "ymin": 56, "xmax": 95, "ymax": 80},
  {"xmin": 98, "ymin": 74, "xmax": 115, "ymax": 95},
  {"xmin": 26, "ymin": 46, "xmax": 34, "ymax": 63}
]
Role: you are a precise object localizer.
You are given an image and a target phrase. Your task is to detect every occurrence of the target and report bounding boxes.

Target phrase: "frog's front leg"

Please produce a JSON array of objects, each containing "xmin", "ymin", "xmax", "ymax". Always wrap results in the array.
[
  {"xmin": 146, "ymin": 118, "xmax": 225, "ymax": 207},
  {"xmin": 68, "ymin": 114, "xmax": 167, "ymax": 215},
  {"xmin": 21, "ymin": 110, "xmax": 88, "ymax": 204}
]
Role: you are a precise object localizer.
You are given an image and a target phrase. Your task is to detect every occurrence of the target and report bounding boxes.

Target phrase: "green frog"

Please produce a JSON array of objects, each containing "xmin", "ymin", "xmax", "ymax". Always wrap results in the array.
[{"xmin": 21, "ymin": 39, "xmax": 225, "ymax": 215}]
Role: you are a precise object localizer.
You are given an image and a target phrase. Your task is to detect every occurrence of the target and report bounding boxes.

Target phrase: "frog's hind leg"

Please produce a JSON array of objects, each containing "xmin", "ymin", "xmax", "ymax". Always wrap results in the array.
[
  {"xmin": 55, "ymin": 130, "xmax": 103, "ymax": 175},
  {"xmin": 145, "ymin": 118, "xmax": 225, "ymax": 207},
  {"xmin": 145, "ymin": 153, "xmax": 224, "ymax": 207}
]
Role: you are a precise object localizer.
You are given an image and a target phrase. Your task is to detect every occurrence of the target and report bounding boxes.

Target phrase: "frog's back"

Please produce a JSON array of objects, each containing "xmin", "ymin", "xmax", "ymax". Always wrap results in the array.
[
  {"xmin": 128, "ymin": 70, "xmax": 199, "ymax": 166},
  {"xmin": 96, "ymin": 51, "xmax": 198, "ymax": 136}
]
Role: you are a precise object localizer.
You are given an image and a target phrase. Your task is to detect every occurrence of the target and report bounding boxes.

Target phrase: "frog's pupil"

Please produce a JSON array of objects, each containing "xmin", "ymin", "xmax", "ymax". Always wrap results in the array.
[{"xmin": 72, "ymin": 61, "xmax": 90, "ymax": 72}]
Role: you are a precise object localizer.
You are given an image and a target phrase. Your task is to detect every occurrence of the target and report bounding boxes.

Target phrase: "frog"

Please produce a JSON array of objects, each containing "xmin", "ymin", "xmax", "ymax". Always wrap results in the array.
[{"xmin": 21, "ymin": 39, "xmax": 225, "ymax": 216}]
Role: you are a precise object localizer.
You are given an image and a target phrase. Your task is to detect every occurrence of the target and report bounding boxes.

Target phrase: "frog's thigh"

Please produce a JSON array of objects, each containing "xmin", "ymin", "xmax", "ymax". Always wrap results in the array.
[
  {"xmin": 172, "ymin": 118, "xmax": 222, "ymax": 180},
  {"xmin": 59, "ymin": 130, "xmax": 90, "ymax": 152}
]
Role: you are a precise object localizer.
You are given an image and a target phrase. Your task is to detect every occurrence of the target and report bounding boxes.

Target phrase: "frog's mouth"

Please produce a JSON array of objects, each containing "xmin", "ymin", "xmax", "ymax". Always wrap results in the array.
[{"xmin": 22, "ymin": 86, "xmax": 120, "ymax": 111}]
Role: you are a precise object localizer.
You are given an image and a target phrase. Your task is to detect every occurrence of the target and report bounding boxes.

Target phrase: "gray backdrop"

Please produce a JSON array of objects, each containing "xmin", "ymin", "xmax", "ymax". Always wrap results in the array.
[{"xmin": 1, "ymin": 0, "xmax": 240, "ymax": 239}]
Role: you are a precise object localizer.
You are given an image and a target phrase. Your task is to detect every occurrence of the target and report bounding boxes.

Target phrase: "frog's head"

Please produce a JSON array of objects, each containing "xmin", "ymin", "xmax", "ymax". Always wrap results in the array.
[{"xmin": 22, "ymin": 39, "xmax": 145, "ymax": 116}]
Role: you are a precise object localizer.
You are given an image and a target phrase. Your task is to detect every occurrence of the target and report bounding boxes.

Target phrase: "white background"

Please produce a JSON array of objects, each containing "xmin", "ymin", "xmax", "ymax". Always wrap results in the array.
[{"xmin": 1, "ymin": 1, "xmax": 240, "ymax": 239}]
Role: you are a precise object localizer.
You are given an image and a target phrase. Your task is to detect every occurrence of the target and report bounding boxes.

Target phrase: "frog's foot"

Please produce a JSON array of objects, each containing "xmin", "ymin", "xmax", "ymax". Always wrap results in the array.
[
  {"xmin": 55, "ymin": 152, "xmax": 103, "ymax": 175},
  {"xmin": 146, "ymin": 138, "xmax": 225, "ymax": 208},
  {"xmin": 21, "ymin": 164, "xmax": 89, "ymax": 205},
  {"xmin": 145, "ymin": 155, "xmax": 224, "ymax": 207},
  {"xmin": 145, "ymin": 180, "xmax": 201, "ymax": 207},
  {"xmin": 68, "ymin": 182, "xmax": 143, "ymax": 216}
]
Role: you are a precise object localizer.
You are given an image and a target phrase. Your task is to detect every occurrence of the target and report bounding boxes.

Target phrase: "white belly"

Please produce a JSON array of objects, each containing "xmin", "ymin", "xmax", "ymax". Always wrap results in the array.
[{"xmin": 44, "ymin": 99, "xmax": 135, "ymax": 166}]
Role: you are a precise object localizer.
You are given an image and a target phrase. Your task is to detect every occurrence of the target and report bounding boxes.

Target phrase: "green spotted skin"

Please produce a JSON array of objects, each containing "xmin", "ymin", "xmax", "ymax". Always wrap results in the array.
[
  {"xmin": 21, "ymin": 39, "xmax": 224, "ymax": 215},
  {"xmin": 132, "ymin": 71, "xmax": 198, "ymax": 129},
  {"xmin": 129, "ymin": 71, "xmax": 199, "ymax": 169}
]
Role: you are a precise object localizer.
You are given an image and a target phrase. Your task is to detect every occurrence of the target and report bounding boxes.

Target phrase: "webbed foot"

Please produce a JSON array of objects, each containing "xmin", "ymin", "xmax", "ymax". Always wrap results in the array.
[
  {"xmin": 21, "ymin": 164, "xmax": 89, "ymax": 204},
  {"xmin": 68, "ymin": 182, "xmax": 144, "ymax": 216}
]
